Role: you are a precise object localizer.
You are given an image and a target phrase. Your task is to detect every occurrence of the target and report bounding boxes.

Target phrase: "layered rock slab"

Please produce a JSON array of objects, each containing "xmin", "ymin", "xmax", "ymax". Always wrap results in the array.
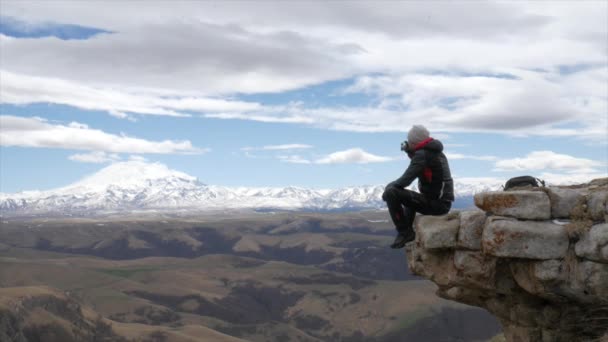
[
  {"xmin": 457, "ymin": 210, "xmax": 486, "ymax": 250},
  {"xmin": 482, "ymin": 218, "xmax": 569, "ymax": 259},
  {"xmin": 406, "ymin": 178, "xmax": 608, "ymax": 342},
  {"xmin": 575, "ymin": 223, "xmax": 608, "ymax": 263},
  {"xmin": 474, "ymin": 190, "xmax": 551, "ymax": 220}
]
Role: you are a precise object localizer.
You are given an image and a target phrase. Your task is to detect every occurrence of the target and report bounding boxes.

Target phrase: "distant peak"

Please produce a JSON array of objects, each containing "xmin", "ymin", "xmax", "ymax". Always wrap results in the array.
[{"xmin": 65, "ymin": 161, "xmax": 197, "ymax": 191}]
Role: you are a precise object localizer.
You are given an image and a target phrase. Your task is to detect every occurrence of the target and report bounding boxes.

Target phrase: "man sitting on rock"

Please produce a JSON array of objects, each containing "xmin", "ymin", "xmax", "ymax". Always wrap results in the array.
[{"xmin": 383, "ymin": 125, "xmax": 454, "ymax": 249}]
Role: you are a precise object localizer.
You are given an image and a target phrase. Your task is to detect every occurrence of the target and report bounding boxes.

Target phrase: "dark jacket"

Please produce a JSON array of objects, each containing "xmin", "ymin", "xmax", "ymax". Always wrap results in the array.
[{"xmin": 387, "ymin": 138, "xmax": 454, "ymax": 201}]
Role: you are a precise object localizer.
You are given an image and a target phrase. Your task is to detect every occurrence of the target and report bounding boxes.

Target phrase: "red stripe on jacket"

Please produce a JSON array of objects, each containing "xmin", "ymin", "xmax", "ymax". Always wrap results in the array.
[
  {"xmin": 414, "ymin": 137, "xmax": 434, "ymax": 151},
  {"xmin": 415, "ymin": 137, "xmax": 434, "ymax": 182},
  {"xmin": 423, "ymin": 167, "xmax": 433, "ymax": 182}
]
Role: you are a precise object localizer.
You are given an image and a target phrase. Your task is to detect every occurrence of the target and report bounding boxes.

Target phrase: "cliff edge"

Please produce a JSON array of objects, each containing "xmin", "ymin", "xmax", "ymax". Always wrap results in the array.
[{"xmin": 405, "ymin": 178, "xmax": 608, "ymax": 342}]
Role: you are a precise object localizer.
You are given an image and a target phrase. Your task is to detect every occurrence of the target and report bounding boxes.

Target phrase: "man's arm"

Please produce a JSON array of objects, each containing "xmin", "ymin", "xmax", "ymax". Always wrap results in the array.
[{"xmin": 386, "ymin": 150, "xmax": 425, "ymax": 189}]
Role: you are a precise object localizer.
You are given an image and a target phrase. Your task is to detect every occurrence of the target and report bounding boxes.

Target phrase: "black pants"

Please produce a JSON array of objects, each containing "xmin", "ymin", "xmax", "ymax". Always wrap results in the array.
[{"xmin": 382, "ymin": 187, "xmax": 451, "ymax": 233}]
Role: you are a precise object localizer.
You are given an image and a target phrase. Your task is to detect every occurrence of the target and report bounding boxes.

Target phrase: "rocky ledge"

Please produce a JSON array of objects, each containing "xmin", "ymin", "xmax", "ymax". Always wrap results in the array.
[{"xmin": 405, "ymin": 178, "xmax": 608, "ymax": 342}]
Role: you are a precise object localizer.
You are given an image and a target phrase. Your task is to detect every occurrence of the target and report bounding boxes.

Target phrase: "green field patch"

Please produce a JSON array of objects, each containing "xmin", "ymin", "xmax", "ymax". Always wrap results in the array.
[{"xmin": 388, "ymin": 308, "xmax": 435, "ymax": 333}]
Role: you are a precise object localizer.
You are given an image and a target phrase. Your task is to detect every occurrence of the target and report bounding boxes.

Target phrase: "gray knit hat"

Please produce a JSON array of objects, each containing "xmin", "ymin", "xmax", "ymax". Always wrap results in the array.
[{"xmin": 407, "ymin": 125, "xmax": 430, "ymax": 147}]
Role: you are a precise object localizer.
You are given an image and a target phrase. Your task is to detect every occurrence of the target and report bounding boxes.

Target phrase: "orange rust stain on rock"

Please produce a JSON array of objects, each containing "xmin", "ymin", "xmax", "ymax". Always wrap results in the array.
[
  {"xmin": 493, "ymin": 230, "xmax": 507, "ymax": 245},
  {"xmin": 475, "ymin": 194, "xmax": 519, "ymax": 213},
  {"xmin": 509, "ymin": 231, "xmax": 524, "ymax": 239},
  {"xmin": 482, "ymin": 227, "xmax": 502, "ymax": 255}
]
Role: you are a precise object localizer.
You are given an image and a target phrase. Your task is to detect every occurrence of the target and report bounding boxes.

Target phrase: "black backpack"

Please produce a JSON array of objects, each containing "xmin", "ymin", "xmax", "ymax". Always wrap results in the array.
[{"xmin": 503, "ymin": 176, "xmax": 545, "ymax": 191}]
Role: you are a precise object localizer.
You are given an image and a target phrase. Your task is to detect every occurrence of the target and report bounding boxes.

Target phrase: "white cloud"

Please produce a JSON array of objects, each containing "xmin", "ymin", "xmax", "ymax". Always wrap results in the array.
[
  {"xmin": 206, "ymin": 112, "xmax": 315, "ymax": 124},
  {"xmin": 277, "ymin": 155, "xmax": 311, "ymax": 164},
  {"xmin": 0, "ymin": 18, "xmax": 357, "ymax": 95},
  {"xmin": 3, "ymin": 2, "xmax": 604, "ymax": 53},
  {"xmin": 241, "ymin": 144, "xmax": 313, "ymax": 151},
  {"xmin": 249, "ymin": 146, "xmax": 393, "ymax": 165},
  {"xmin": 202, "ymin": 67, "xmax": 607, "ymax": 140},
  {"xmin": 339, "ymin": 68, "xmax": 607, "ymax": 138},
  {"xmin": 0, "ymin": 115, "xmax": 205, "ymax": 154},
  {"xmin": 0, "ymin": 2, "xmax": 553, "ymax": 38},
  {"xmin": 538, "ymin": 172, "xmax": 608, "ymax": 186},
  {"xmin": 262, "ymin": 144, "xmax": 313, "ymax": 150},
  {"xmin": 316, "ymin": 148, "xmax": 393, "ymax": 164},
  {"xmin": 447, "ymin": 153, "xmax": 497, "ymax": 161},
  {"xmin": 109, "ymin": 110, "xmax": 130, "ymax": 119},
  {"xmin": 68, "ymin": 151, "xmax": 120, "ymax": 163},
  {"xmin": 493, "ymin": 151, "xmax": 603, "ymax": 173},
  {"xmin": 129, "ymin": 155, "xmax": 148, "ymax": 162},
  {"xmin": 0, "ymin": 70, "xmax": 261, "ymax": 118}
]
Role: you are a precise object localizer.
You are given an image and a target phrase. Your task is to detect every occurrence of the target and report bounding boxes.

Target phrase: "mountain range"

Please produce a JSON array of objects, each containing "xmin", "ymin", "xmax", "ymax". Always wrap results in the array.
[{"xmin": 0, "ymin": 161, "xmax": 503, "ymax": 217}]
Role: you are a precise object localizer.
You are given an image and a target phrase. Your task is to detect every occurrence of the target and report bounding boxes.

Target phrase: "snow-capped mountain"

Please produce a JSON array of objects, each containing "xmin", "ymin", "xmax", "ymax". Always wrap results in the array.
[{"xmin": 0, "ymin": 161, "xmax": 501, "ymax": 217}]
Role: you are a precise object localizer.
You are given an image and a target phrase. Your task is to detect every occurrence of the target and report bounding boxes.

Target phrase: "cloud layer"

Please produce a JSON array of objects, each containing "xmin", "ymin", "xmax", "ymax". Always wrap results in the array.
[
  {"xmin": 494, "ymin": 150, "xmax": 603, "ymax": 173},
  {"xmin": 68, "ymin": 151, "xmax": 120, "ymax": 163},
  {"xmin": 316, "ymin": 148, "xmax": 393, "ymax": 164},
  {"xmin": 207, "ymin": 68, "xmax": 607, "ymax": 139},
  {"xmin": 0, "ymin": 115, "xmax": 204, "ymax": 154},
  {"xmin": 0, "ymin": 2, "xmax": 605, "ymax": 137},
  {"xmin": 0, "ymin": 70, "xmax": 262, "ymax": 118},
  {"xmin": 0, "ymin": 19, "xmax": 356, "ymax": 94},
  {"xmin": 241, "ymin": 144, "xmax": 313, "ymax": 151}
]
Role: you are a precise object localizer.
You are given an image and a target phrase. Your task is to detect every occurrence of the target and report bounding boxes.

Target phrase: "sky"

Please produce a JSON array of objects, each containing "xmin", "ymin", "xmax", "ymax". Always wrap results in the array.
[{"xmin": 0, "ymin": 1, "xmax": 607, "ymax": 193}]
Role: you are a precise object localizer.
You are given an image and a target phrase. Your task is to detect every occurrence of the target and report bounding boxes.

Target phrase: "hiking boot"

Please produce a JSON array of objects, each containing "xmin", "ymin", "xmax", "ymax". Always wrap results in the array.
[{"xmin": 390, "ymin": 230, "xmax": 415, "ymax": 249}]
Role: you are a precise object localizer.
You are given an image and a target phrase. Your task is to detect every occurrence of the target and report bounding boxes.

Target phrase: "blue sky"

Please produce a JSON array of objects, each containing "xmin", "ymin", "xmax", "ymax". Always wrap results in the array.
[{"xmin": 1, "ymin": 2, "xmax": 607, "ymax": 193}]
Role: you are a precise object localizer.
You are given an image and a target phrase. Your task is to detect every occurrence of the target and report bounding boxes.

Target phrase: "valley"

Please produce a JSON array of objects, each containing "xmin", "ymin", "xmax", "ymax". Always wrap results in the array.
[{"xmin": 0, "ymin": 212, "xmax": 502, "ymax": 341}]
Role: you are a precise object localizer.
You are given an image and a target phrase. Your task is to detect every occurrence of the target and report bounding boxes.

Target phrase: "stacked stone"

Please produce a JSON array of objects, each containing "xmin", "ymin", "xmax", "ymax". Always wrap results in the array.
[{"xmin": 405, "ymin": 178, "xmax": 608, "ymax": 342}]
